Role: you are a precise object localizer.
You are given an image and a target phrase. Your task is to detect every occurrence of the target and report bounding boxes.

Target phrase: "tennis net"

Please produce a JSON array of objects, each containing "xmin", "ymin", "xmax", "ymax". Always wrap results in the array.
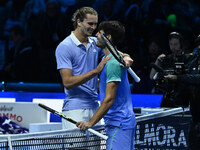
[{"xmin": 0, "ymin": 107, "xmax": 191, "ymax": 150}]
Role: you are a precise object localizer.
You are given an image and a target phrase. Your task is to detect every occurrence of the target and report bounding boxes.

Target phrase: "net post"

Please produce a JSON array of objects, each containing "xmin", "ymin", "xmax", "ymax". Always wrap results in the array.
[{"xmin": 7, "ymin": 136, "xmax": 13, "ymax": 150}]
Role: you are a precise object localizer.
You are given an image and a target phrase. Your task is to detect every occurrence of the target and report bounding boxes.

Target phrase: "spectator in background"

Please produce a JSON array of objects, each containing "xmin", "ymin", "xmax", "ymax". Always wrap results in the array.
[
  {"xmin": 147, "ymin": 39, "xmax": 162, "ymax": 62},
  {"xmin": 132, "ymin": 37, "xmax": 162, "ymax": 94},
  {"xmin": 123, "ymin": 0, "xmax": 144, "ymax": 57},
  {"xmin": 3, "ymin": 25, "xmax": 36, "ymax": 82},
  {"xmin": 141, "ymin": 37, "xmax": 163, "ymax": 75},
  {"xmin": 145, "ymin": 38, "xmax": 162, "ymax": 93},
  {"xmin": 172, "ymin": 1, "xmax": 193, "ymax": 32},
  {"xmin": 165, "ymin": 34, "xmax": 200, "ymax": 149},
  {"xmin": 95, "ymin": 0, "xmax": 125, "ymax": 23},
  {"xmin": 150, "ymin": 32, "xmax": 185, "ymax": 80},
  {"xmin": 148, "ymin": 0, "xmax": 169, "ymax": 34},
  {"xmin": 23, "ymin": 0, "xmax": 46, "ymax": 31},
  {"xmin": 3, "ymin": 0, "xmax": 27, "ymax": 32},
  {"xmin": 26, "ymin": 0, "xmax": 67, "ymax": 82},
  {"xmin": 146, "ymin": 0, "xmax": 171, "ymax": 50},
  {"xmin": 150, "ymin": 32, "xmax": 190, "ymax": 107},
  {"xmin": 35, "ymin": 0, "xmax": 67, "ymax": 50},
  {"xmin": 0, "ymin": 0, "xmax": 9, "ymax": 38}
]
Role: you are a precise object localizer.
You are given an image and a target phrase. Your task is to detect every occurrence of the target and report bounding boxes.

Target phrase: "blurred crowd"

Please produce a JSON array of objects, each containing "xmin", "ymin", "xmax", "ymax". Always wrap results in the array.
[{"xmin": 0, "ymin": 0, "xmax": 200, "ymax": 94}]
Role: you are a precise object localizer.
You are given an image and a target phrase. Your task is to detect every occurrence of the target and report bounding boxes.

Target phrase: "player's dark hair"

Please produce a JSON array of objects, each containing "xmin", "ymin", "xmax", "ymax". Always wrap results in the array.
[{"xmin": 98, "ymin": 20, "xmax": 125, "ymax": 46}]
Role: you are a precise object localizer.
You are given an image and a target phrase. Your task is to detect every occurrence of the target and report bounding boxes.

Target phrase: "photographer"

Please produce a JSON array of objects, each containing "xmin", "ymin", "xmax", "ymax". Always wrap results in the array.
[
  {"xmin": 165, "ymin": 36, "xmax": 200, "ymax": 150},
  {"xmin": 150, "ymin": 32, "xmax": 190, "ymax": 107}
]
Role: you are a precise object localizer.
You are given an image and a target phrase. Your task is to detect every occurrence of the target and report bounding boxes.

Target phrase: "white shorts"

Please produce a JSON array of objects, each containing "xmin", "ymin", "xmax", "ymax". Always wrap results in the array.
[
  {"xmin": 62, "ymin": 108, "xmax": 102, "ymax": 149},
  {"xmin": 62, "ymin": 107, "xmax": 102, "ymax": 130}
]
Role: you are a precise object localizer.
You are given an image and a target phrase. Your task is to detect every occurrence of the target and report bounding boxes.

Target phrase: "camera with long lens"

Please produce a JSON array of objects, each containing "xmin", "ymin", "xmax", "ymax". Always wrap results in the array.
[
  {"xmin": 152, "ymin": 53, "xmax": 198, "ymax": 94},
  {"xmin": 152, "ymin": 64, "xmax": 182, "ymax": 93}
]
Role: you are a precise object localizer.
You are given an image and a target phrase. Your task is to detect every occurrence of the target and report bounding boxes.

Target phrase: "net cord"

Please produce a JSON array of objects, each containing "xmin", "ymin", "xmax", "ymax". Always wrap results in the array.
[{"xmin": 136, "ymin": 107, "xmax": 189, "ymax": 122}]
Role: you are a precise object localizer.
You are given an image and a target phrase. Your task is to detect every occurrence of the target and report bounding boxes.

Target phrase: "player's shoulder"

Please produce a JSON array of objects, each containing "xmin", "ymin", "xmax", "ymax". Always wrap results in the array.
[
  {"xmin": 61, "ymin": 36, "xmax": 73, "ymax": 46},
  {"xmin": 56, "ymin": 36, "xmax": 73, "ymax": 50},
  {"xmin": 105, "ymin": 55, "xmax": 124, "ymax": 77},
  {"xmin": 56, "ymin": 37, "xmax": 75, "ymax": 57},
  {"xmin": 107, "ymin": 55, "xmax": 120, "ymax": 67}
]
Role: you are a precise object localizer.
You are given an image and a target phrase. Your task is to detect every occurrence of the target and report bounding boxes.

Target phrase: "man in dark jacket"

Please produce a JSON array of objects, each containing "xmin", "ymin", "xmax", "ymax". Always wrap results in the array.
[{"xmin": 165, "ymin": 35, "xmax": 200, "ymax": 150}]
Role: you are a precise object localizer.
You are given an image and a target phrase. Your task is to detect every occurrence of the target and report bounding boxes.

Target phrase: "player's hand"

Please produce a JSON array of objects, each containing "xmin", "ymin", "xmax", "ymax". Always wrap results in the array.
[
  {"xmin": 123, "ymin": 56, "xmax": 133, "ymax": 68},
  {"xmin": 164, "ymin": 74, "xmax": 177, "ymax": 81},
  {"xmin": 95, "ymin": 55, "xmax": 112, "ymax": 73},
  {"xmin": 76, "ymin": 121, "xmax": 92, "ymax": 131}
]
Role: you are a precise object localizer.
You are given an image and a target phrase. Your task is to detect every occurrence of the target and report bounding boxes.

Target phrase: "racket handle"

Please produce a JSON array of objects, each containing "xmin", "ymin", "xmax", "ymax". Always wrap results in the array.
[
  {"xmin": 128, "ymin": 67, "xmax": 140, "ymax": 82},
  {"xmin": 88, "ymin": 128, "xmax": 108, "ymax": 140}
]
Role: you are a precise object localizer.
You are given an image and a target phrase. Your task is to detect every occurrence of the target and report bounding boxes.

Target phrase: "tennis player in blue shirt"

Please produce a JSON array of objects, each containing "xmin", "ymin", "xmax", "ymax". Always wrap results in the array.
[{"xmin": 76, "ymin": 21, "xmax": 136, "ymax": 150}]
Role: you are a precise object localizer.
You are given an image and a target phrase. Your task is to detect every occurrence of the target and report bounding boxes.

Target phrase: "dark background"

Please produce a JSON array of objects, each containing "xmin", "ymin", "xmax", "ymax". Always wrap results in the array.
[{"xmin": 0, "ymin": 0, "xmax": 200, "ymax": 94}]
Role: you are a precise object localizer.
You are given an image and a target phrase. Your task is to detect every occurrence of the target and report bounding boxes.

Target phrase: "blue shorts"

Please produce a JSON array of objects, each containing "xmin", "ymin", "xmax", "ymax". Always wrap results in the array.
[{"xmin": 105, "ymin": 125, "xmax": 135, "ymax": 150}]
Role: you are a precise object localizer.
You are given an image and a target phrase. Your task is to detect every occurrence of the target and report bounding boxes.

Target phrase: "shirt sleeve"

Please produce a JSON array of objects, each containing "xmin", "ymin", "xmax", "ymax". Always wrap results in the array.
[
  {"xmin": 105, "ymin": 59, "xmax": 123, "ymax": 83},
  {"xmin": 55, "ymin": 43, "xmax": 73, "ymax": 70}
]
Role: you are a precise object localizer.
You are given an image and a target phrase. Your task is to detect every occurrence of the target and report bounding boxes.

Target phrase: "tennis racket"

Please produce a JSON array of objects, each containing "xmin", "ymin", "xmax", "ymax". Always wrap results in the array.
[
  {"xmin": 38, "ymin": 103, "xmax": 108, "ymax": 140},
  {"xmin": 100, "ymin": 33, "xmax": 140, "ymax": 82}
]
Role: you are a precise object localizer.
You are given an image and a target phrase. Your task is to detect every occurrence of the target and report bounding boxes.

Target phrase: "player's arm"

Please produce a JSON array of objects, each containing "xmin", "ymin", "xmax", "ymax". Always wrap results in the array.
[
  {"xmin": 60, "ymin": 56, "xmax": 111, "ymax": 90},
  {"xmin": 76, "ymin": 81, "xmax": 119, "ymax": 130}
]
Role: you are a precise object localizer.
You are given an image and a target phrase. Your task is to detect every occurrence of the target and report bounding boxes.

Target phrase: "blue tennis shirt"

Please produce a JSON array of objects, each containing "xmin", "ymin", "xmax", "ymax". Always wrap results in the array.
[
  {"xmin": 55, "ymin": 32, "xmax": 103, "ymax": 111},
  {"xmin": 99, "ymin": 54, "xmax": 136, "ymax": 129}
]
